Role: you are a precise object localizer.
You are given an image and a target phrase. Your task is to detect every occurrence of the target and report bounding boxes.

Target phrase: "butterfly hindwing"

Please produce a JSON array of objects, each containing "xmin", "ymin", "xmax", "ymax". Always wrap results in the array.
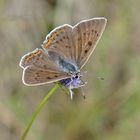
[
  {"xmin": 19, "ymin": 48, "xmax": 69, "ymax": 85},
  {"xmin": 23, "ymin": 66, "xmax": 69, "ymax": 86}
]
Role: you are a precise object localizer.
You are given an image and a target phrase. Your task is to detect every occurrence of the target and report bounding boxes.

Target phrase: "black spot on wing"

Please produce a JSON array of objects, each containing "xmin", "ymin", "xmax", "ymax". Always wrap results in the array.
[
  {"xmin": 46, "ymin": 76, "xmax": 51, "ymax": 79},
  {"xmin": 43, "ymin": 65, "xmax": 47, "ymax": 68},
  {"xmin": 88, "ymin": 41, "xmax": 92, "ymax": 46},
  {"xmin": 35, "ymin": 77, "xmax": 38, "ymax": 80},
  {"xmin": 84, "ymin": 49, "xmax": 88, "ymax": 53},
  {"xmin": 65, "ymin": 45, "xmax": 71, "ymax": 48},
  {"xmin": 54, "ymin": 75, "xmax": 58, "ymax": 78}
]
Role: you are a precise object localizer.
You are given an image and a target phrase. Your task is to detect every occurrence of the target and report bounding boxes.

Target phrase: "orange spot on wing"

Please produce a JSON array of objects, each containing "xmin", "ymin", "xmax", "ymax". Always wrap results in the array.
[
  {"xmin": 43, "ymin": 28, "xmax": 65, "ymax": 49},
  {"xmin": 24, "ymin": 49, "xmax": 43, "ymax": 64}
]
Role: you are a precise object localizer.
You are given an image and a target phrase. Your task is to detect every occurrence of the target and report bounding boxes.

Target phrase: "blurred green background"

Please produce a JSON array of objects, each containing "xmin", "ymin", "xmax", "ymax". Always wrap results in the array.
[{"xmin": 0, "ymin": 0, "xmax": 140, "ymax": 140}]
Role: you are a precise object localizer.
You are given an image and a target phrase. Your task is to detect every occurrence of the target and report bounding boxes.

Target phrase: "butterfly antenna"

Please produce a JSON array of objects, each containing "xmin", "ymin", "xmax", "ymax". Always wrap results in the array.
[{"xmin": 80, "ymin": 87, "xmax": 86, "ymax": 99}]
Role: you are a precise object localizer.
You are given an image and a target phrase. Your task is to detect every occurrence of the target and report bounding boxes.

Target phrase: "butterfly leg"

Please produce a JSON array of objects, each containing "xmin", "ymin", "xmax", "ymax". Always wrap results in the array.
[
  {"xmin": 69, "ymin": 89, "xmax": 74, "ymax": 100},
  {"xmin": 80, "ymin": 87, "xmax": 86, "ymax": 99},
  {"xmin": 80, "ymin": 79, "xmax": 87, "ymax": 87}
]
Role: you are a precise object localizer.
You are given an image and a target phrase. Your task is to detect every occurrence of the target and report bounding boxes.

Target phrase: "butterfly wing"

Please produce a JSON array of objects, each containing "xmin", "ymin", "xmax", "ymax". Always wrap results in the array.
[
  {"xmin": 19, "ymin": 18, "xmax": 107, "ymax": 85},
  {"xmin": 42, "ymin": 25, "xmax": 76, "ymax": 62},
  {"xmin": 23, "ymin": 66, "xmax": 69, "ymax": 86},
  {"xmin": 19, "ymin": 48, "xmax": 69, "ymax": 86},
  {"xmin": 20, "ymin": 48, "xmax": 60, "ymax": 70},
  {"xmin": 72, "ymin": 17, "xmax": 107, "ymax": 69}
]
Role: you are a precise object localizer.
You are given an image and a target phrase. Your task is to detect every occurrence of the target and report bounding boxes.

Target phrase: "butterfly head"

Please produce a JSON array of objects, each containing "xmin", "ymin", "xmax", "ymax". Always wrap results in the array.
[{"xmin": 59, "ymin": 72, "xmax": 86, "ymax": 89}]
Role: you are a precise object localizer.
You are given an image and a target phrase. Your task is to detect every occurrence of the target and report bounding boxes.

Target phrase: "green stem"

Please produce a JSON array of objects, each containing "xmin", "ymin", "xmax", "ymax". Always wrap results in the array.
[{"xmin": 21, "ymin": 83, "xmax": 59, "ymax": 140}]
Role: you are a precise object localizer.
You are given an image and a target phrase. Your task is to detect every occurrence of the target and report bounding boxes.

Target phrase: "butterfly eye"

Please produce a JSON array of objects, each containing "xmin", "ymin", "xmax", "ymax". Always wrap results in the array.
[{"xmin": 75, "ymin": 75, "xmax": 78, "ymax": 79}]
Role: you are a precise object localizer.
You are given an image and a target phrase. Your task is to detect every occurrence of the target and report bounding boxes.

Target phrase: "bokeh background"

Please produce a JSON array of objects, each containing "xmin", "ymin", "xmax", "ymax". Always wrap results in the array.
[{"xmin": 0, "ymin": 0, "xmax": 140, "ymax": 140}]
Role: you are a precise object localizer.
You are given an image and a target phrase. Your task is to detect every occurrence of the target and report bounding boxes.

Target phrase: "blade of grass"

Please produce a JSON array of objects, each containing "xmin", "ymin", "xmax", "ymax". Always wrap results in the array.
[
  {"xmin": 57, "ymin": 82, "xmax": 70, "ymax": 95},
  {"xmin": 21, "ymin": 83, "xmax": 60, "ymax": 140}
]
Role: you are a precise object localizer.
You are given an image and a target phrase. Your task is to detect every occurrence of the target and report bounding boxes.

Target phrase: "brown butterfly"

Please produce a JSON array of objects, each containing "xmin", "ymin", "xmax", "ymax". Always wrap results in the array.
[{"xmin": 19, "ymin": 17, "xmax": 107, "ymax": 99}]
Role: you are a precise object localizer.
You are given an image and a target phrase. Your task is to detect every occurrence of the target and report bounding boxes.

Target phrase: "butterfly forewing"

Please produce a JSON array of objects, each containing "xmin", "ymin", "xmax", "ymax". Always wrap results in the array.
[
  {"xmin": 42, "ymin": 25, "xmax": 75, "ymax": 61},
  {"xmin": 72, "ymin": 18, "xmax": 107, "ymax": 69}
]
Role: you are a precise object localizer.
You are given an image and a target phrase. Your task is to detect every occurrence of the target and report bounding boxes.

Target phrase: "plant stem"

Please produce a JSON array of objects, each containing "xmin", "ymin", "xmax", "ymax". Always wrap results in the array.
[{"xmin": 21, "ymin": 83, "xmax": 59, "ymax": 140}]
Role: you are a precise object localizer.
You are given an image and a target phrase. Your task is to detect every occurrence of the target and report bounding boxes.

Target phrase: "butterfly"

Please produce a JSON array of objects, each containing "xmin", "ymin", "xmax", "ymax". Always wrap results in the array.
[{"xmin": 19, "ymin": 17, "xmax": 107, "ymax": 99}]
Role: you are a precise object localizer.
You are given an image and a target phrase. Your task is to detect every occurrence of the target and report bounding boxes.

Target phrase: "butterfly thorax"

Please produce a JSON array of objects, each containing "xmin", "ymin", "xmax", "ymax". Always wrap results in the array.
[
  {"xmin": 48, "ymin": 50, "xmax": 85, "ymax": 89},
  {"xmin": 56, "ymin": 54, "xmax": 86, "ymax": 89}
]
